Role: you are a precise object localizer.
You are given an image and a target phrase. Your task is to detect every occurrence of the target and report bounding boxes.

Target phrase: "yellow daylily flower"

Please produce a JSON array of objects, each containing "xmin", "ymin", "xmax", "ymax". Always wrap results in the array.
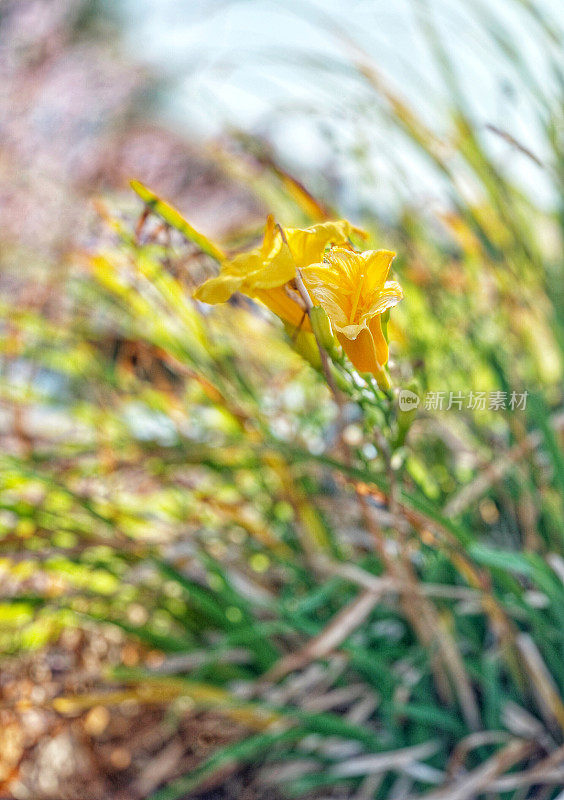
[
  {"xmin": 194, "ymin": 216, "xmax": 366, "ymax": 329},
  {"xmin": 302, "ymin": 247, "xmax": 403, "ymax": 376}
]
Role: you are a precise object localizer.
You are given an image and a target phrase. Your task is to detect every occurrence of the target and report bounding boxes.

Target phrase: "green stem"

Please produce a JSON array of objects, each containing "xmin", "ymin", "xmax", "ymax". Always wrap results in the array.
[{"xmin": 374, "ymin": 364, "xmax": 391, "ymax": 391}]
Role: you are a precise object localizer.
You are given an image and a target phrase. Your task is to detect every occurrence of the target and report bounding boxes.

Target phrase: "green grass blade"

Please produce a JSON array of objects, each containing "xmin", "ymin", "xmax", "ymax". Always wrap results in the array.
[{"xmin": 130, "ymin": 180, "xmax": 226, "ymax": 262}]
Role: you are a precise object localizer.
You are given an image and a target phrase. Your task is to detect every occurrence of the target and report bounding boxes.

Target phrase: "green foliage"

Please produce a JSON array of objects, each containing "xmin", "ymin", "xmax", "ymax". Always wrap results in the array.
[{"xmin": 1, "ymin": 1, "xmax": 564, "ymax": 797}]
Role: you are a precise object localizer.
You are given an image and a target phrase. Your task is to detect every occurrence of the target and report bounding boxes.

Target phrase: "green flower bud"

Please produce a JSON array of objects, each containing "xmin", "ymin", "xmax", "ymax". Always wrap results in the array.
[
  {"xmin": 309, "ymin": 306, "xmax": 336, "ymax": 354},
  {"xmin": 395, "ymin": 378, "xmax": 421, "ymax": 446},
  {"xmin": 284, "ymin": 324, "xmax": 321, "ymax": 370}
]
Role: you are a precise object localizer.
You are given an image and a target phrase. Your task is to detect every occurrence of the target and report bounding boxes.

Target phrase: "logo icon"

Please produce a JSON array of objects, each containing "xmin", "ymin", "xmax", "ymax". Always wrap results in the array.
[{"xmin": 398, "ymin": 389, "xmax": 420, "ymax": 412}]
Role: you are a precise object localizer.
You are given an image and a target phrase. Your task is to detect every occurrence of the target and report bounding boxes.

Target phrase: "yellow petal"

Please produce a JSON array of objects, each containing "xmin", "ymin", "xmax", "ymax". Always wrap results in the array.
[
  {"xmin": 361, "ymin": 280, "xmax": 403, "ymax": 320},
  {"xmin": 300, "ymin": 263, "xmax": 341, "ymax": 291},
  {"xmin": 368, "ymin": 314, "xmax": 389, "ymax": 365},
  {"xmin": 194, "ymin": 220, "xmax": 295, "ymax": 303},
  {"xmin": 286, "ymin": 220, "xmax": 365, "ymax": 268},
  {"xmin": 338, "ymin": 327, "xmax": 381, "ymax": 374},
  {"xmin": 321, "ymin": 247, "xmax": 360, "ymax": 285},
  {"xmin": 244, "ymin": 245, "xmax": 296, "ymax": 290},
  {"xmin": 301, "ymin": 268, "xmax": 349, "ymax": 328},
  {"xmin": 253, "ymin": 286, "xmax": 311, "ymax": 330},
  {"xmin": 362, "ymin": 250, "xmax": 396, "ymax": 294},
  {"xmin": 194, "ymin": 250, "xmax": 261, "ymax": 304},
  {"xmin": 338, "ymin": 315, "xmax": 389, "ymax": 374},
  {"xmin": 194, "ymin": 272, "xmax": 245, "ymax": 304},
  {"xmin": 261, "ymin": 214, "xmax": 278, "ymax": 257}
]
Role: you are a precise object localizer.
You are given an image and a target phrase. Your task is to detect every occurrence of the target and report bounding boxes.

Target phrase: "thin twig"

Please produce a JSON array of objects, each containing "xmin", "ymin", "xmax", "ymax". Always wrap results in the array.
[
  {"xmin": 259, "ymin": 583, "xmax": 387, "ymax": 684},
  {"xmin": 403, "ymin": 738, "xmax": 534, "ymax": 800}
]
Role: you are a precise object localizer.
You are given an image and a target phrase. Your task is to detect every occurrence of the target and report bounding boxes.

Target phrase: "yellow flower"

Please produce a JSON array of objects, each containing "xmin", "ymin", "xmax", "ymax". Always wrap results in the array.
[
  {"xmin": 194, "ymin": 216, "xmax": 365, "ymax": 329},
  {"xmin": 302, "ymin": 248, "xmax": 403, "ymax": 375}
]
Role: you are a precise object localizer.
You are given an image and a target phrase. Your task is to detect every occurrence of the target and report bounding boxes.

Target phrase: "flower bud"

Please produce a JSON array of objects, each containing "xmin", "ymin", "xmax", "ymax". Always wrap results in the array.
[
  {"xmin": 395, "ymin": 378, "xmax": 421, "ymax": 446},
  {"xmin": 309, "ymin": 306, "xmax": 336, "ymax": 354},
  {"xmin": 284, "ymin": 325, "xmax": 322, "ymax": 370}
]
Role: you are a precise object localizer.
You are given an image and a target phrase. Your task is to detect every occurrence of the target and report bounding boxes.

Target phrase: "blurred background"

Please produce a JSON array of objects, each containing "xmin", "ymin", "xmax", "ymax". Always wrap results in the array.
[{"xmin": 1, "ymin": 1, "xmax": 564, "ymax": 798}]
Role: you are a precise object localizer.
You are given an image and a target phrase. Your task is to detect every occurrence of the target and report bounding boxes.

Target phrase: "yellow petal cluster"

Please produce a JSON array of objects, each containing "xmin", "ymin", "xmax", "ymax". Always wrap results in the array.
[
  {"xmin": 194, "ymin": 215, "xmax": 402, "ymax": 377},
  {"xmin": 194, "ymin": 217, "xmax": 364, "ymax": 329},
  {"xmin": 301, "ymin": 248, "xmax": 403, "ymax": 374}
]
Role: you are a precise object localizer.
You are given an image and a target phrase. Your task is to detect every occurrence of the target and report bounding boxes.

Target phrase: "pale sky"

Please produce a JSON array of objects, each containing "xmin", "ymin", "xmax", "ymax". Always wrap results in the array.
[{"xmin": 116, "ymin": 0, "xmax": 562, "ymax": 215}]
